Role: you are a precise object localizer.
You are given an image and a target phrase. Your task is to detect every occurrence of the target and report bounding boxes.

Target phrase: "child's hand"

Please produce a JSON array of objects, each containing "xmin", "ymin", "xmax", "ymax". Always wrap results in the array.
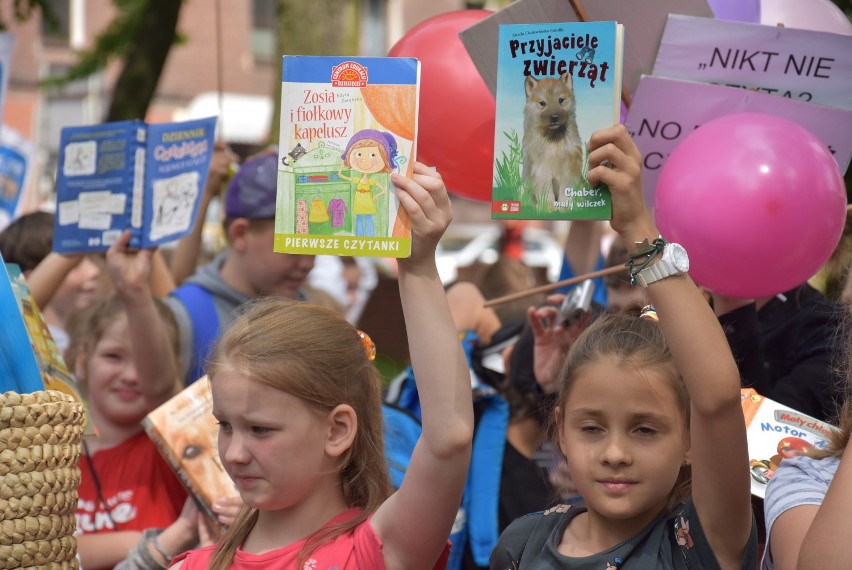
[
  {"xmin": 392, "ymin": 162, "xmax": 452, "ymax": 269},
  {"xmin": 211, "ymin": 495, "xmax": 242, "ymax": 526},
  {"xmin": 204, "ymin": 141, "xmax": 237, "ymax": 200},
  {"xmin": 586, "ymin": 125, "xmax": 651, "ymax": 239},
  {"xmin": 527, "ymin": 297, "xmax": 587, "ymax": 393},
  {"xmin": 174, "ymin": 496, "xmax": 201, "ymax": 536},
  {"xmin": 105, "ymin": 229, "xmax": 153, "ymax": 303}
]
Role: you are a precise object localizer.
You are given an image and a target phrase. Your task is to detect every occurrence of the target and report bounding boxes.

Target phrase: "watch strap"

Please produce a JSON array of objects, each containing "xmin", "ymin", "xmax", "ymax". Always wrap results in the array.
[{"xmin": 636, "ymin": 258, "xmax": 672, "ymax": 288}]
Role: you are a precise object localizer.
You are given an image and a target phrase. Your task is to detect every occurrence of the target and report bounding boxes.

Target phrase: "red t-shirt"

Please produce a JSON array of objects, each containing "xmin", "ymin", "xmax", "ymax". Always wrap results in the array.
[
  {"xmin": 171, "ymin": 508, "xmax": 451, "ymax": 569},
  {"xmin": 76, "ymin": 431, "xmax": 187, "ymax": 534}
]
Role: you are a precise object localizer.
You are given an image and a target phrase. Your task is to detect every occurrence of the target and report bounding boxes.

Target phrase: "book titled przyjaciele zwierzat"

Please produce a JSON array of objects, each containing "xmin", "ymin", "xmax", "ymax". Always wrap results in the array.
[{"xmin": 492, "ymin": 21, "xmax": 623, "ymax": 221}]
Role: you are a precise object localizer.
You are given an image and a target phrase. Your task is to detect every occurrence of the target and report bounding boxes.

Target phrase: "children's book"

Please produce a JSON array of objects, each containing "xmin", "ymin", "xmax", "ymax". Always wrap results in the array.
[
  {"xmin": 0, "ymin": 256, "xmax": 44, "ymax": 393},
  {"xmin": 740, "ymin": 388, "xmax": 838, "ymax": 499},
  {"xmin": 491, "ymin": 21, "xmax": 623, "ymax": 221},
  {"xmin": 5, "ymin": 262, "xmax": 95, "ymax": 435},
  {"xmin": 143, "ymin": 375, "xmax": 237, "ymax": 532},
  {"xmin": 53, "ymin": 116, "xmax": 218, "ymax": 253},
  {"xmin": 0, "ymin": 145, "xmax": 27, "ymax": 231},
  {"xmin": 274, "ymin": 56, "xmax": 420, "ymax": 258}
]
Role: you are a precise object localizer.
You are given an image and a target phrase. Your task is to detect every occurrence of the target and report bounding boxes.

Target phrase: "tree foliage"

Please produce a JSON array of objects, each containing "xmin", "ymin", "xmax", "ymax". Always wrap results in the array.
[
  {"xmin": 268, "ymin": 0, "xmax": 359, "ymax": 143},
  {"xmin": 2, "ymin": 0, "xmax": 185, "ymax": 121}
]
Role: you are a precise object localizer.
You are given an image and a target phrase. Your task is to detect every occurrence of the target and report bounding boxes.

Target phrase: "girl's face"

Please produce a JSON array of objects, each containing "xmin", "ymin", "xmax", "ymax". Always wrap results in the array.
[
  {"xmin": 76, "ymin": 315, "xmax": 148, "ymax": 426},
  {"xmin": 212, "ymin": 366, "xmax": 345, "ymax": 513},
  {"xmin": 349, "ymin": 144, "xmax": 386, "ymax": 174},
  {"xmin": 557, "ymin": 355, "xmax": 689, "ymax": 534}
]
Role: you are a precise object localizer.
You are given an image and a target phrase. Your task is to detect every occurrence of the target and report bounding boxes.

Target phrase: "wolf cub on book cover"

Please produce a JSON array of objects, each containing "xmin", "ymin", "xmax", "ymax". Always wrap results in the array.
[
  {"xmin": 522, "ymin": 72, "xmax": 583, "ymax": 207},
  {"xmin": 144, "ymin": 376, "xmax": 237, "ymax": 529}
]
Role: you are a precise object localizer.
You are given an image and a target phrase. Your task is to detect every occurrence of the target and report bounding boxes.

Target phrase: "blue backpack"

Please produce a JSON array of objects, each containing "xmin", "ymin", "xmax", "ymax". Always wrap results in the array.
[
  {"xmin": 384, "ymin": 330, "xmax": 510, "ymax": 570},
  {"xmin": 169, "ymin": 282, "xmax": 220, "ymax": 385}
]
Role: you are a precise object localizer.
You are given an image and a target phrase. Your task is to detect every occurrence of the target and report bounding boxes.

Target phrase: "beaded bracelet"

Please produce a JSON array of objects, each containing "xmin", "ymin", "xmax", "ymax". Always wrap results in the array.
[{"xmin": 625, "ymin": 237, "xmax": 667, "ymax": 286}]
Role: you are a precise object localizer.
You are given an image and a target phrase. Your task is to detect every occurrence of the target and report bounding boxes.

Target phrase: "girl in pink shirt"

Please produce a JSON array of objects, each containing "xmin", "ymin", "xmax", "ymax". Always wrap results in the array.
[{"xmin": 172, "ymin": 162, "xmax": 471, "ymax": 570}]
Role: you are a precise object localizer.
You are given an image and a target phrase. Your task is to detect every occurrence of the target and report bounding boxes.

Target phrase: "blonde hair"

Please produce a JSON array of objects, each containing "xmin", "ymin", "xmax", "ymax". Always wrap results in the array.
[
  {"xmin": 554, "ymin": 308, "xmax": 691, "ymax": 510},
  {"xmin": 207, "ymin": 298, "xmax": 391, "ymax": 569}
]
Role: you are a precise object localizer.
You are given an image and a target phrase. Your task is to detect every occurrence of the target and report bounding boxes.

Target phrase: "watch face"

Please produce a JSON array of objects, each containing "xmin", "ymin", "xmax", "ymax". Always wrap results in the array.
[{"xmin": 668, "ymin": 243, "xmax": 689, "ymax": 272}]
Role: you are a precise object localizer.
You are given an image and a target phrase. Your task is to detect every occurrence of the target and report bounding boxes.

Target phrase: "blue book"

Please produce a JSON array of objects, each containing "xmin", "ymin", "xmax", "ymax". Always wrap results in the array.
[
  {"xmin": 0, "ymin": 254, "xmax": 44, "ymax": 393},
  {"xmin": 53, "ymin": 116, "xmax": 218, "ymax": 253},
  {"xmin": 0, "ymin": 144, "xmax": 27, "ymax": 229}
]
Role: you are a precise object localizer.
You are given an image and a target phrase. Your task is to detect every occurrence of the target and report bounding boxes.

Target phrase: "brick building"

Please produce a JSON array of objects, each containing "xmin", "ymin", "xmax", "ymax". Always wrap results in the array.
[{"xmin": 1, "ymin": 0, "xmax": 480, "ymax": 206}]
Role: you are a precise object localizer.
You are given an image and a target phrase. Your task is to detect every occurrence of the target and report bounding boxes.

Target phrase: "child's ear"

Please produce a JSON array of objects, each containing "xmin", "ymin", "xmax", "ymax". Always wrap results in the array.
[
  {"xmin": 227, "ymin": 218, "xmax": 251, "ymax": 252},
  {"xmin": 325, "ymin": 404, "xmax": 357, "ymax": 458},
  {"xmin": 554, "ymin": 406, "xmax": 566, "ymax": 454}
]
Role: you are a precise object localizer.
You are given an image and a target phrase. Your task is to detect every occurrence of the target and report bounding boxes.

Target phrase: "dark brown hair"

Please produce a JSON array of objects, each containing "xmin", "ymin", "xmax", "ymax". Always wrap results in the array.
[{"xmin": 0, "ymin": 211, "xmax": 55, "ymax": 272}]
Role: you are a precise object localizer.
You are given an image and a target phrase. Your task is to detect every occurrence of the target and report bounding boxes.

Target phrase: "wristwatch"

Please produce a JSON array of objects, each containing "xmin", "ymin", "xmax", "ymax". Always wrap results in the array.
[{"xmin": 635, "ymin": 242, "xmax": 689, "ymax": 288}]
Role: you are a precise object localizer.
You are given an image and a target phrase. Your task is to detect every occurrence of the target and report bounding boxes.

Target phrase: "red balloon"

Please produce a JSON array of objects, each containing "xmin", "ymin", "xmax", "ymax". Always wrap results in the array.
[{"xmin": 389, "ymin": 10, "xmax": 495, "ymax": 202}]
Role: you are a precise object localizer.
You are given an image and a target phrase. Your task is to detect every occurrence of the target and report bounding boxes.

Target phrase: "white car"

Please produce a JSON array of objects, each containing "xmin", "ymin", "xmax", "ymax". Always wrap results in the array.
[{"xmin": 435, "ymin": 223, "xmax": 564, "ymax": 285}]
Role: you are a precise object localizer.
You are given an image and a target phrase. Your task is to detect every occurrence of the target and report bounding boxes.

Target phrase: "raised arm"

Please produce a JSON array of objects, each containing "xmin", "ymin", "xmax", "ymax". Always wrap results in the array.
[
  {"xmin": 796, "ymin": 440, "xmax": 852, "ymax": 567},
  {"xmin": 169, "ymin": 140, "xmax": 235, "ymax": 285},
  {"xmin": 565, "ymin": 219, "xmax": 604, "ymax": 277},
  {"xmin": 26, "ymin": 252, "xmax": 86, "ymax": 309},
  {"xmin": 150, "ymin": 249, "xmax": 177, "ymax": 298},
  {"xmin": 371, "ymin": 162, "xmax": 473, "ymax": 570},
  {"xmin": 589, "ymin": 125, "xmax": 752, "ymax": 568},
  {"xmin": 106, "ymin": 230, "xmax": 180, "ymax": 406}
]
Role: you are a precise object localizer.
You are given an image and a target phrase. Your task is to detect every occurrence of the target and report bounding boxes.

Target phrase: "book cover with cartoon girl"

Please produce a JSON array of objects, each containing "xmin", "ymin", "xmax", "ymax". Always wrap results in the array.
[
  {"xmin": 275, "ymin": 56, "xmax": 420, "ymax": 258},
  {"xmin": 491, "ymin": 21, "xmax": 623, "ymax": 221}
]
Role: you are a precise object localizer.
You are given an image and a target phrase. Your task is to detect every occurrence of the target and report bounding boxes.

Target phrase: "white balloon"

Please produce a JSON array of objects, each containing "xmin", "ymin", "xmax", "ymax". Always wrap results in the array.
[{"xmin": 760, "ymin": 0, "xmax": 852, "ymax": 35}]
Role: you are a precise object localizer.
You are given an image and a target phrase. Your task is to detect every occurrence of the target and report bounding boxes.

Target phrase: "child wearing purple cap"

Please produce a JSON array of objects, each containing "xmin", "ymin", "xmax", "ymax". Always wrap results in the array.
[{"xmin": 337, "ymin": 129, "xmax": 398, "ymax": 237}]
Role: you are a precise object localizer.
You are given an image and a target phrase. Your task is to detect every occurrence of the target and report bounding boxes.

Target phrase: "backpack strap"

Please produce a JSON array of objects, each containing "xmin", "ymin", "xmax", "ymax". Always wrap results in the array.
[
  {"xmin": 380, "ymin": 402, "xmax": 422, "ymax": 489},
  {"xmin": 170, "ymin": 283, "xmax": 220, "ymax": 385},
  {"xmin": 466, "ymin": 395, "xmax": 509, "ymax": 566},
  {"xmin": 518, "ymin": 512, "xmax": 549, "ymax": 566}
]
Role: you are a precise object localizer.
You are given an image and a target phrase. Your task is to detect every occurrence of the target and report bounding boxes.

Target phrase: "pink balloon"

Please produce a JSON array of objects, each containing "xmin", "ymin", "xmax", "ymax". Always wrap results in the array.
[
  {"xmin": 655, "ymin": 112, "xmax": 846, "ymax": 298},
  {"xmin": 710, "ymin": 0, "xmax": 761, "ymax": 22},
  {"xmin": 760, "ymin": 0, "xmax": 852, "ymax": 35}
]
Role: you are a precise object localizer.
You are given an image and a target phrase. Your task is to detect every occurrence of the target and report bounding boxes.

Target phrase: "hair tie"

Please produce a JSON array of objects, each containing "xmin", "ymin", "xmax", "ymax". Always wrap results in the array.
[
  {"xmin": 639, "ymin": 305, "xmax": 659, "ymax": 321},
  {"xmin": 357, "ymin": 330, "xmax": 376, "ymax": 361}
]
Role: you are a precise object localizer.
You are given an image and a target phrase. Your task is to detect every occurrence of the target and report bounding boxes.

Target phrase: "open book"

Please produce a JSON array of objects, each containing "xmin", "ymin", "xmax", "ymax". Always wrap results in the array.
[
  {"xmin": 491, "ymin": 21, "xmax": 623, "ymax": 220},
  {"xmin": 741, "ymin": 388, "xmax": 838, "ymax": 499},
  {"xmin": 143, "ymin": 376, "xmax": 237, "ymax": 530},
  {"xmin": 53, "ymin": 116, "xmax": 217, "ymax": 253}
]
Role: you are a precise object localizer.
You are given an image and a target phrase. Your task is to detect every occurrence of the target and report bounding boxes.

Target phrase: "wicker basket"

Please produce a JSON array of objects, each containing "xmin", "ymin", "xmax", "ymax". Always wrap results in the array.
[{"xmin": 0, "ymin": 391, "xmax": 85, "ymax": 570}]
